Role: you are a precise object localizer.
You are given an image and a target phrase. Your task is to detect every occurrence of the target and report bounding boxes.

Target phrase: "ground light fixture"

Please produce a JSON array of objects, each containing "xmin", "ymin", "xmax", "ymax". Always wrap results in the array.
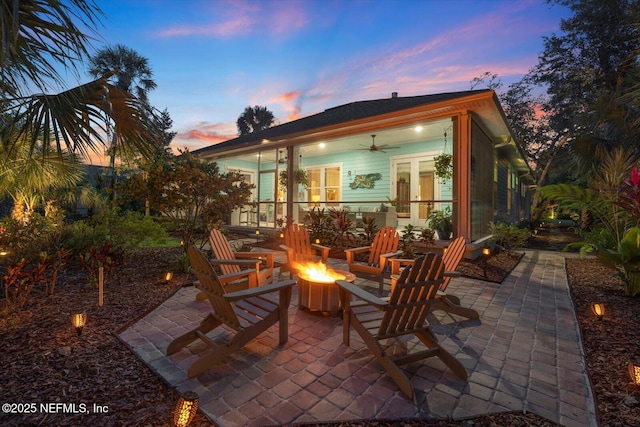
[
  {"xmin": 255, "ymin": 228, "xmax": 260, "ymax": 244},
  {"xmin": 629, "ymin": 360, "xmax": 640, "ymax": 386},
  {"xmin": 591, "ymin": 303, "xmax": 605, "ymax": 320},
  {"xmin": 482, "ymin": 246, "xmax": 491, "ymax": 277},
  {"xmin": 173, "ymin": 391, "xmax": 199, "ymax": 427},
  {"xmin": 165, "ymin": 272, "xmax": 174, "ymax": 281},
  {"xmin": 72, "ymin": 313, "xmax": 87, "ymax": 336}
]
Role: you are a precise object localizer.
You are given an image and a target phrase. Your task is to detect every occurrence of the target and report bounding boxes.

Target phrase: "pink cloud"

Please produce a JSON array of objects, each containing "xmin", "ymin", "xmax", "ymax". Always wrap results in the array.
[
  {"xmin": 175, "ymin": 121, "xmax": 236, "ymax": 145},
  {"xmin": 155, "ymin": 0, "xmax": 307, "ymax": 38}
]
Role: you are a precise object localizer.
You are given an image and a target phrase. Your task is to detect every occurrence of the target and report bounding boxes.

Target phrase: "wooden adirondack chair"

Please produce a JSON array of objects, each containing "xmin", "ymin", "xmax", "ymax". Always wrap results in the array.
[
  {"xmin": 336, "ymin": 252, "xmax": 468, "ymax": 399},
  {"xmin": 389, "ymin": 236, "xmax": 479, "ymax": 320},
  {"xmin": 344, "ymin": 226, "xmax": 402, "ymax": 292},
  {"xmin": 209, "ymin": 228, "xmax": 274, "ymax": 287},
  {"xmin": 280, "ymin": 223, "xmax": 330, "ymax": 277},
  {"xmin": 167, "ymin": 246, "xmax": 295, "ymax": 378}
]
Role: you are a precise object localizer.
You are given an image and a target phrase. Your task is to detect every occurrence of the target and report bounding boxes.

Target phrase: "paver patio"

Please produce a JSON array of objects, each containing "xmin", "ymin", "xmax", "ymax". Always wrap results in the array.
[{"xmin": 119, "ymin": 249, "xmax": 597, "ymax": 426}]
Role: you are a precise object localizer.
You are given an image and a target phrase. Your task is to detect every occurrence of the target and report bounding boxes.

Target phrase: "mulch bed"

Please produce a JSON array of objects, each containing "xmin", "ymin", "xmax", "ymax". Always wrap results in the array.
[{"xmin": 1, "ymin": 229, "xmax": 639, "ymax": 426}]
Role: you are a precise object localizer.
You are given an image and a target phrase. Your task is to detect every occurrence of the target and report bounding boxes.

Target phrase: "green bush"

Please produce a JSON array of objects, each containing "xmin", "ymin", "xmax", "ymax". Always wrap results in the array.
[{"xmin": 488, "ymin": 222, "xmax": 530, "ymax": 254}]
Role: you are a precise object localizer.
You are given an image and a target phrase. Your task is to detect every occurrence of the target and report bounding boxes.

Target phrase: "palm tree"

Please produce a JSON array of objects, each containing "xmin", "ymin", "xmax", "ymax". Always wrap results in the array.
[
  {"xmin": 236, "ymin": 105, "xmax": 275, "ymax": 136},
  {"xmin": 0, "ymin": 0, "xmax": 158, "ymax": 163},
  {"xmin": 0, "ymin": 132, "xmax": 84, "ymax": 224},
  {"xmin": 87, "ymin": 44, "xmax": 158, "ymax": 200}
]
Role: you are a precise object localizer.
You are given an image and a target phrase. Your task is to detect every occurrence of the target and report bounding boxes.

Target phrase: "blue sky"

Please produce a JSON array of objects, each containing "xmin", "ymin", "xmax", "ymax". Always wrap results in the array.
[{"xmin": 82, "ymin": 0, "xmax": 570, "ymax": 155}]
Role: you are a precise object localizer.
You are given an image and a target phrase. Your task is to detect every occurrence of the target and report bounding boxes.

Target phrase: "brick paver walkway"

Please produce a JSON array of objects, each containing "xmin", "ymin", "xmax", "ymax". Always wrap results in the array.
[{"xmin": 119, "ymin": 250, "xmax": 597, "ymax": 426}]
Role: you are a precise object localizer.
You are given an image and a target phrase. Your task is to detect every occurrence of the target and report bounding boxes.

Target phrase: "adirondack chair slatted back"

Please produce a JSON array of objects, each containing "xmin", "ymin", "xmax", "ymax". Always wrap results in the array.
[
  {"xmin": 187, "ymin": 246, "xmax": 243, "ymax": 330},
  {"xmin": 367, "ymin": 226, "xmax": 399, "ymax": 266},
  {"xmin": 379, "ymin": 253, "xmax": 444, "ymax": 337},
  {"xmin": 441, "ymin": 236, "xmax": 466, "ymax": 292},
  {"xmin": 209, "ymin": 229, "xmax": 240, "ymax": 276},
  {"xmin": 284, "ymin": 223, "xmax": 314, "ymax": 263}
]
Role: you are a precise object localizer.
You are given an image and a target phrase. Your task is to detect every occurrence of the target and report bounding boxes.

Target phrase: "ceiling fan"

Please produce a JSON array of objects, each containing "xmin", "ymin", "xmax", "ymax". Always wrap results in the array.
[{"xmin": 359, "ymin": 134, "xmax": 400, "ymax": 153}]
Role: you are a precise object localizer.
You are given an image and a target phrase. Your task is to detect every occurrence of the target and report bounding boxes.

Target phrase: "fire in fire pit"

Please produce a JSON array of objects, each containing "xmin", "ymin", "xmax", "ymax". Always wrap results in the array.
[
  {"xmin": 295, "ymin": 261, "xmax": 346, "ymax": 283},
  {"xmin": 295, "ymin": 261, "xmax": 355, "ymax": 316}
]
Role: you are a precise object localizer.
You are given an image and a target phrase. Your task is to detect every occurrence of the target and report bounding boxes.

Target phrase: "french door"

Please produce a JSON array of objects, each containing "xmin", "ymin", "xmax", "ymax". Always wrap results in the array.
[{"xmin": 391, "ymin": 154, "xmax": 438, "ymax": 227}]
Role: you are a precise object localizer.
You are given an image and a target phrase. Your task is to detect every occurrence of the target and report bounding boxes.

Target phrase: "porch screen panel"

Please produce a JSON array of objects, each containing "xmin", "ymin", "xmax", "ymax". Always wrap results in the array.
[{"xmin": 470, "ymin": 121, "xmax": 493, "ymax": 241}]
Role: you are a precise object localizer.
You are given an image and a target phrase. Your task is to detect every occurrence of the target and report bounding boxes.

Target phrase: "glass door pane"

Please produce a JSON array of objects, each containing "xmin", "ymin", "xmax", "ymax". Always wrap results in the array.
[{"xmin": 396, "ymin": 162, "xmax": 411, "ymax": 218}]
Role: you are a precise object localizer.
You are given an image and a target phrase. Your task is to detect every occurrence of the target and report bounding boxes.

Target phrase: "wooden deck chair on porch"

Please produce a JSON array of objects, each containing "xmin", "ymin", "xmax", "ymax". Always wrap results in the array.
[
  {"xmin": 336, "ymin": 253, "xmax": 468, "ymax": 399},
  {"xmin": 389, "ymin": 236, "xmax": 479, "ymax": 320},
  {"xmin": 344, "ymin": 226, "xmax": 402, "ymax": 292},
  {"xmin": 280, "ymin": 223, "xmax": 330, "ymax": 277},
  {"xmin": 167, "ymin": 246, "xmax": 295, "ymax": 378}
]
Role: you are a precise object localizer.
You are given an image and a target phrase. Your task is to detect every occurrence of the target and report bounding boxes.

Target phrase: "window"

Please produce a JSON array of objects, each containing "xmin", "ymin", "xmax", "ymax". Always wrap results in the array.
[{"xmin": 307, "ymin": 165, "xmax": 341, "ymax": 208}]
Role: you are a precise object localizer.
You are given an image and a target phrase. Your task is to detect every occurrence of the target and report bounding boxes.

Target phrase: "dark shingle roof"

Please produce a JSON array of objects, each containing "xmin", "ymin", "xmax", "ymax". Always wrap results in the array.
[{"xmin": 194, "ymin": 90, "xmax": 491, "ymax": 155}]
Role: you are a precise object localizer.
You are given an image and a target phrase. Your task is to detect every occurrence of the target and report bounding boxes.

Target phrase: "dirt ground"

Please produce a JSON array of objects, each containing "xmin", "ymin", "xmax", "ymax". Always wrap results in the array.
[{"xmin": 0, "ymin": 227, "xmax": 638, "ymax": 426}]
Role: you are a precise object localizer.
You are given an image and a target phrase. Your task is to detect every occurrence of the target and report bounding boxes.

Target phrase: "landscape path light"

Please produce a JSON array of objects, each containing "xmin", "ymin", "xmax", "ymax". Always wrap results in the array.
[
  {"xmin": 173, "ymin": 391, "xmax": 199, "ymax": 427},
  {"xmin": 629, "ymin": 360, "xmax": 640, "ymax": 386},
  {"xmin": 72, "ymin": 312, "xmax": 87, "ymax": 336},
  {"xmin": 591, "ymin": 303, "xmax": 605, "ymax": 320}
]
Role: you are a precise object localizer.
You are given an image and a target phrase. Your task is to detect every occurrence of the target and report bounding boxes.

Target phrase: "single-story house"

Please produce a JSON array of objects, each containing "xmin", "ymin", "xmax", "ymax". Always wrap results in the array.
[{"xmin": 193, "ymin": 90, "xmax": 534, "ymax": 246}]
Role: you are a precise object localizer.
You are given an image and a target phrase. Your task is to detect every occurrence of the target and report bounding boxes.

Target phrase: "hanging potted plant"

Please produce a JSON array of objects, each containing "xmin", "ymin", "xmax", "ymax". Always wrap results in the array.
[
  {"xmin": 434, "ymin": 153, "xmax": 453, "ymax": 184},
  {"xmin": 279, "ymin": 169, "xmax": 309, "ymax": 190}
]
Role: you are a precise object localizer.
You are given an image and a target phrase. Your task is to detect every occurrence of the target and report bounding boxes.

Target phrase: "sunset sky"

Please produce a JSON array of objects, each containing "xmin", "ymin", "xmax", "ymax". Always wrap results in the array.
[{"xmin": 81, "ymin": 0, "xmax": 570, "ymax": 158}]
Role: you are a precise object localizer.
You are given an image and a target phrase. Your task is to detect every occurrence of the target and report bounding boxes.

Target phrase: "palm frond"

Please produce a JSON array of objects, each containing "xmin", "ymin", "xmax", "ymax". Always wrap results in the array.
[
  {"xmin": 2, "ymin": 74, "xmax": 158, "ymax": 159},
  {"xmin": 0, "ymin": 0, "xmax": 104, "ymax": 96}
]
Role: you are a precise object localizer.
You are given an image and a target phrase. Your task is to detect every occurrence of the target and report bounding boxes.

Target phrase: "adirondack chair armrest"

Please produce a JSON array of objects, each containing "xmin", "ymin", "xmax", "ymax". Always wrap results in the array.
[
  {"xmin": 344, "ymin": 245, "xmax": 371, "ymax": 263},
  {"xmin": 311, "ymin": 244, "xmax": 330, "ymax": 261},
  {"xmin": 279, "ymin": 244, "xmax": 293, "ymax": 254},
  {"xmin": 210, "ymin": 258, "xmax": 260, "ymax": 267},
  {"xmin": 389, "ymin": 258, "xmax": 415, "ymax": 275},
  {"xmin": 218, "ymin": 269, "xmax": 256, "ymax": 285},
  {"xmin": 235, "ymin": 251, "xmax": 275, "ymax": 268},
  {"xmin": 344, "ymin": 246, "xmax": 372, "ymax": 254},
  {"xmin": 378, "ymin": 250, "xmax": 404, "ymax": 268},
  {"xmin": 224, "ymin": 279, "xmax": 296, "ymax": 302},
  {"xmin": 381, "ymin": 250, "xmax": 403, "ymax": 258},
  {"xmin": 335, "ymin": 280, "xmax": 388, "ymax": 309},
  {"xmin": 444, "ymin": 270, "xmax": 462, "ymax": 278}
]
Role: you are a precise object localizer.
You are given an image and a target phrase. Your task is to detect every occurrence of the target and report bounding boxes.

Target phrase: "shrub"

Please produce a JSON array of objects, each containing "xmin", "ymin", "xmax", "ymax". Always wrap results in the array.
[{"xmin": 488, "ymin": 222, "xmax": 530, "ymax": 254}]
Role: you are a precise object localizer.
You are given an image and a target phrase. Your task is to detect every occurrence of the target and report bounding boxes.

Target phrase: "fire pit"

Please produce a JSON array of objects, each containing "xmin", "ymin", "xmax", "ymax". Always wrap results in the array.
[{"xmin": 295, "ymin": 261, "xmax": 355, "ymax": 316}]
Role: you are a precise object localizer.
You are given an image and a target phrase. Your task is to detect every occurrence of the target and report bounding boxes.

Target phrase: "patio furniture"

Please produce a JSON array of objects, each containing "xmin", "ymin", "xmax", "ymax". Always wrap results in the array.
[
  {"xmin": 389, "ymin": 236, "xmax": 479, "ymax": 320},
  {"xmin": 336, "ymin": 252, "xmax": 468, "ymax": 399},
  {"xmin": 167, "ymin": 246, "xmax": 295, "ymax": 378},
  {"xmin": 344, "ymin": 226, "xmax": 402, "ymax": 292},
  {"xmin": 209, "ymin": 228, "xmax": 274, "ymax": 287},
  {"xmin": 280, "ymin": 223, "xmax": 330, "ymax": 277}
]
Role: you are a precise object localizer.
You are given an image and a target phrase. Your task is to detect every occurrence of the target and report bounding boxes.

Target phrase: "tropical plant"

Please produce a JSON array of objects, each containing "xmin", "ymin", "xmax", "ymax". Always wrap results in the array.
[
  {"xmin": 0, "ymin": 137, "xmax": 83, "ymax": 224},
  {"xmin": 303, "ymin": 208, "xmax": 333, "ymax": 244},
  {"xmin": 428, "ymin": 206, "xmax": 453, "ymax": 240},
  {"xmin": 1, "ymin": 1, "xmax": 158, "ymax": 164},
  {"xmin": 614, "ymin": 166, "xmax": 640, "ymax": 226},
  {"xmin": 236, "ymin": 105, "xmax": 275, "ymax": 136},
  {"xmin": 599, "ymin": 227, "xmax": 640, "ymax": 297},
  {"xmin": 400, "ymin": 224, "xmax": 417, "ymax": 258},
  {"xmin": 328, "ymin": 208, "xmax": 356, "ymax": 249}
]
